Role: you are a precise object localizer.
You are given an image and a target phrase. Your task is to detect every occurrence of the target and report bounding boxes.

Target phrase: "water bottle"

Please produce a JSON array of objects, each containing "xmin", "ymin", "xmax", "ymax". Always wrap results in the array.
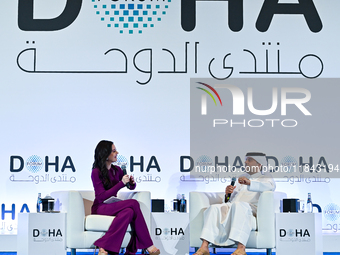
[
  {"xmin": 176, "ymin": 194, "xmax": 181, "ymax": 212},
  {"xmin": 36, "ymin": 193, "xmax": 42, "ymax": 212},
  {"xmin": 180, "ymin": 194, "xmax": 186, "ymax": 213},
  {"xmin": 306, "ymin": 193, "xmax": 313, "ymax": 213}
]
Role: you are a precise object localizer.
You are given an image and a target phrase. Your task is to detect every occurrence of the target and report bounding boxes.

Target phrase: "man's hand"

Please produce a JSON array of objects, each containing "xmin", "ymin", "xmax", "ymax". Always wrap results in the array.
[
  {"xmin": 238, "ymin": 176, "xmax": 251, "ymax": 185},
  {"xmin": 225, "ymin": 185, "xmax": 236, "ymax": 194}
]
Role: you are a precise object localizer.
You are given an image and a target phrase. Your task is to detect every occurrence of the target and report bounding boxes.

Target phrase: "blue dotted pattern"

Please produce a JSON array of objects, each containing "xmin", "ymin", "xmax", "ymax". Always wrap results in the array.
[
  {"xmin": 288, "ymin": 229, "xmax": 295, "ymax": 237},
  {"xmin": 92, "ymin": 0, "xmax": 171, "ymax": 34},
  {"xmin": 41, "ymin": 229, "xmax": 48, "ymax": 237},
  {"xmin": 163, "ymin": 228, "xmax": 170, "ymax": 235},
  {"xmin": 26, "ymin": 155, "xmax": 43, "ymax": 173},
  {"xmin": 115, "ymin": 155, "xmax": 129, "ymax": 169},
  {"xmin": 280, "ymin": 155, "xmax": 297, "ymax": 173},
  {"xmin": 324, "ymin": 203, "xmax": 340, "ymax": 222},
  {"xmin": 196, "ymin": 155, "xmax": 213, "ymax": 166}
]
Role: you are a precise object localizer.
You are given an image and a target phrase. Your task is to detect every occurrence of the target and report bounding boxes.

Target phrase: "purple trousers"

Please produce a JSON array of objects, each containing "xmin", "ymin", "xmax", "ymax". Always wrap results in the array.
[{"xmin": 94, "ymin": 199, "xmax": 153, "ymax": 254}]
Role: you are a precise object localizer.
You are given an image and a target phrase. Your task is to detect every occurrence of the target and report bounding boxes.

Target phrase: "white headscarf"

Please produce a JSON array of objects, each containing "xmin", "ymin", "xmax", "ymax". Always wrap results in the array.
[{"xmin": 245, "ymin": 152, "xmax": 267, "ymax": 167}]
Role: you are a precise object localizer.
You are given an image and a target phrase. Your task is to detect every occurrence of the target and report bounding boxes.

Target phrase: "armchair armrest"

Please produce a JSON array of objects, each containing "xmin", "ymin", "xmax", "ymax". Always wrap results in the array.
[
  {"xmin": 51, "ymin": 190, "xmax": 87, "ymax": 248},
  {"xmin": 189, "ymin": 191, "xmax": 225, "ymax": 247},
  {"xmin": 256, "ymin": 191, "xmax": 287, "ymax": 248}
]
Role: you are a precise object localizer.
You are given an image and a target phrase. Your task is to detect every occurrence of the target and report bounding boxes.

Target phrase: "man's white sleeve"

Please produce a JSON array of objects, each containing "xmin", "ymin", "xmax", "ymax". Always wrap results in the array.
[{"xmin": 247, "ymin": 177, "xmax": 275, "ymax": 192}]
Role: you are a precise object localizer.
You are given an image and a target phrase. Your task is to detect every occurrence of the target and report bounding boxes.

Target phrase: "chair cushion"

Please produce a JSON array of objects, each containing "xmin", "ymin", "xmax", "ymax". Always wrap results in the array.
[{"xmin": 85, "ymin": 215, "xmax": 131, "ymax": 232}]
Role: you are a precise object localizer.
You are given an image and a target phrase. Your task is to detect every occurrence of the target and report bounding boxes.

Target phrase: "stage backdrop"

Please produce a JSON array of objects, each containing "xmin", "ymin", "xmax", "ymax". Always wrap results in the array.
[{"xmin": 1, "ymin": 0, "xmax": 340, "ymax": 244}]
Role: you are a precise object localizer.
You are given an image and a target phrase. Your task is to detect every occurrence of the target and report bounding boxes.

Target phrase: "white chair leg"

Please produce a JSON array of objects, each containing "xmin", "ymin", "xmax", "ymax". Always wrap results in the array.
[
  {"xmin": 266, "ymin": 248, "xmax": 272, "ymax": 255},
  {"xmin": 71, "ymin": 248, "xmax": 76, "ymax": 255}
]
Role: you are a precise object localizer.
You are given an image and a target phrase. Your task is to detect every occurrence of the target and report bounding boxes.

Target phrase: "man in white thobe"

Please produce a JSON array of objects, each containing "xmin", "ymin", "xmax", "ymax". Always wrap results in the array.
[{"xmin": 194, "ymin": 152, "xmax": 276, "ymax": 255}]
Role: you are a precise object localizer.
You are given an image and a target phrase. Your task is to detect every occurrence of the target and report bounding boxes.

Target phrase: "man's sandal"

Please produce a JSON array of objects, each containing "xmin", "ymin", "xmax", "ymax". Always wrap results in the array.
[
  {"xmin": 231, "ymin": 250, "xmax": 247, "ymax": 255},
  {"xmin": 193, "ymin": 248, "xmax": 210, "ymax": 255}
]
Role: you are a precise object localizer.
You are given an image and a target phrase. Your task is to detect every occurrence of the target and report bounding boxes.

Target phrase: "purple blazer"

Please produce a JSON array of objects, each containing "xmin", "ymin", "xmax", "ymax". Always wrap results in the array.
[{"xmin": 91, "ymin": 165, "xmax": 136, "ymax": 214}]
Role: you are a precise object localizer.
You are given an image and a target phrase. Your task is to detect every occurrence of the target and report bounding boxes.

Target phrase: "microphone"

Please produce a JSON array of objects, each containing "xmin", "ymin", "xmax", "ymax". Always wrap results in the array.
[
  {"xmin": 121, "ymin": 165, "xmax": 130, "ymax": 189},
  {"xmin": 225, "ymin": 177, "xmax": 236, "ymax": 203}
]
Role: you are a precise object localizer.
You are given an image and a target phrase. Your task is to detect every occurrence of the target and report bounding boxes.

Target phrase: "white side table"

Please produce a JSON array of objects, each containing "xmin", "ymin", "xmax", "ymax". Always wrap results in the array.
[
  {"xmin": 151, "ymin": 212, "xmax": 189, "ymax": 255},
  {"xmin": 17, "ymin": 213, "xmax": 66, "ymax": 255},
  {"xmin": 275, "ymin": 213, "xmax": 322, "ymax": 255}
]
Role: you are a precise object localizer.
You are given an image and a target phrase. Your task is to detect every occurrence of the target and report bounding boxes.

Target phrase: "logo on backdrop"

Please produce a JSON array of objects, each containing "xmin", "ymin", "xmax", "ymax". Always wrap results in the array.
[
  {"xmin": 123, "ymin": 156, "xmax": 162, "ymax": 184},
  {"xmin": 181, "ymin": 0, "xmax": 322, "ymax": 33},
  {"xmin": 114, "ymin": 155, "xmax": 129, "ymax": 169},
  {"xmin": 180, "ymin": 154, "xmax": 336, "ymax": 180},
  {"xmin": 7, "ymin": 154, "xmax": 165, "ymax": 185},
  {"xmin": 194, "ymin": 155, "xmax": 215, "ymax": 176},
  {"xmin": 113, "ymin": 155, "xmax": 162, "ymax": 184},
  {"xmin": 0, "ymin": 220, "xmax": 14, "ymax": 234},
  {"xmin": 9, "ymin": 155, "xmax": 77, "ymax": 184},
  {"xmin": 324, "ymin": 203, "xmax": 340, "ymax": 222},
  {"xmin": 196, "ymin": 155, "xmax": 213, "ymax": 167},
  {"xmin": 18, "ymin": 0, "xmax": 172, "ymax": 33},
  {"xmin": 26, "ymin": 155, "xmax": 44, "ymax": 173},
  {"xmin": 91, "ymin": 1, "xmax": 170, "ymax": 34},
  {"xmin": 1, "ymin": 202, "xmax": 30, "ymax": 234},
  {"xmin": 280, "ymin": 156, "xmax": 298, "ymax": 173},
  {"xmin": 17, "ymin": 0, "xmax": 321, "ymax": 33},
  {"xmin": 15, "ymin": 2, "xmax": 324, "ymax": 85}
]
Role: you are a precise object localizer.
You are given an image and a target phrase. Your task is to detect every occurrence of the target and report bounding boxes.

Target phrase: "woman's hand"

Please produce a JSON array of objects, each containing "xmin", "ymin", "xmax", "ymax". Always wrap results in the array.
[
  {"xmin": 129, "ymin": 175, "xmax": 136, "ymax": 185},
  {"xmin": 122, "ymin": 174, "xmax": 130, "ymax": 185}
]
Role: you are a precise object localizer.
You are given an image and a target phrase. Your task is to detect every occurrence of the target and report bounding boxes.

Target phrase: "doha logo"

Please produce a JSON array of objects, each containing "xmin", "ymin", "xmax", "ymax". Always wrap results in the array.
[
  {"xmin": 196, "ymin": 155, "xmax": 213, "ymax": 167},
  {"xmin": 114, "ymin": 155, "xmax": 129, "ymax": 169},
  {"xmin": 39, "ymin": 229, "xmax": 48, "ymax": 237},
  {"xmin": 288, "ymin": 229, "xmax": 295, "ymax": 237},
  {"xmin": 280, "ymin": 156, "xmax": 297, "ymax": 173},
  {"xmin": 18, "ymin": 0, "xmax": 172, "ymax": 32},
  {"xmin": 18, "ymin": 0, "xmax": 322, "ymax": 33},
  {"xmin": 93, "ymin": 1, "xmax": 171, "ymax": 34},
  {"xmin": 26, "ymin": 155, "xmax": 43, "ymax": 173},
  {"xmin": 324, "ymin": 203, "xmax": 340, "ymax": 222}
]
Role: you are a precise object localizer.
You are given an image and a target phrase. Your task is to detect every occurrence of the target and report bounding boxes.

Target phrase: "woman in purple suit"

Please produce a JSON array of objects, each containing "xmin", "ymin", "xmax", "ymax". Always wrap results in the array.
[{"xmin": 91, "ymin": 140, "xmax": 160, "ymax": 255}]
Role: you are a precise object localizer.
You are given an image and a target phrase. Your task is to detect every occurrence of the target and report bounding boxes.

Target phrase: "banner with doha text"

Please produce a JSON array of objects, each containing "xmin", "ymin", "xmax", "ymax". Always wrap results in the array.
[{"xmin": 1, "ymin": 0, "xmax": 340, "ymax": 237}]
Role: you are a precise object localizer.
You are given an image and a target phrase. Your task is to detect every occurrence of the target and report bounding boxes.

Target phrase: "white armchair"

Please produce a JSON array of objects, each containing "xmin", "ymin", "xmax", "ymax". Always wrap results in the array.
[
  {"xmin": 51, "ymin": 190, "xmax": 151, "ymax": 255},
  {"xmin": 189, "ymin": 191, "xmax": 286, "ymax": 255}
]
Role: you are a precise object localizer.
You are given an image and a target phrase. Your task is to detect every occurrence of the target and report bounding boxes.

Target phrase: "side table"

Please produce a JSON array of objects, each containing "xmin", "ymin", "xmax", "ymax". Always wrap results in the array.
[
  {"xmin": 17, "ymin": 213, "xmax": 66, "ymax": 255},
  {"xmin": 151, "ymin": 212, "xmax": 189, "ymax": 255},
  {"xmin": 275, "ymin": 213, "xmax": 322, "ymax": 255}
]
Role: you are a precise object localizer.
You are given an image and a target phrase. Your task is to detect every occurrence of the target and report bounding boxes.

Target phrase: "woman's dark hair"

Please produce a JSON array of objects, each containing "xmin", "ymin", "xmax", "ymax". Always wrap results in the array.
[{"xmin": 93, "ymin": 140, "xmax": 114, "ymax": 190}]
